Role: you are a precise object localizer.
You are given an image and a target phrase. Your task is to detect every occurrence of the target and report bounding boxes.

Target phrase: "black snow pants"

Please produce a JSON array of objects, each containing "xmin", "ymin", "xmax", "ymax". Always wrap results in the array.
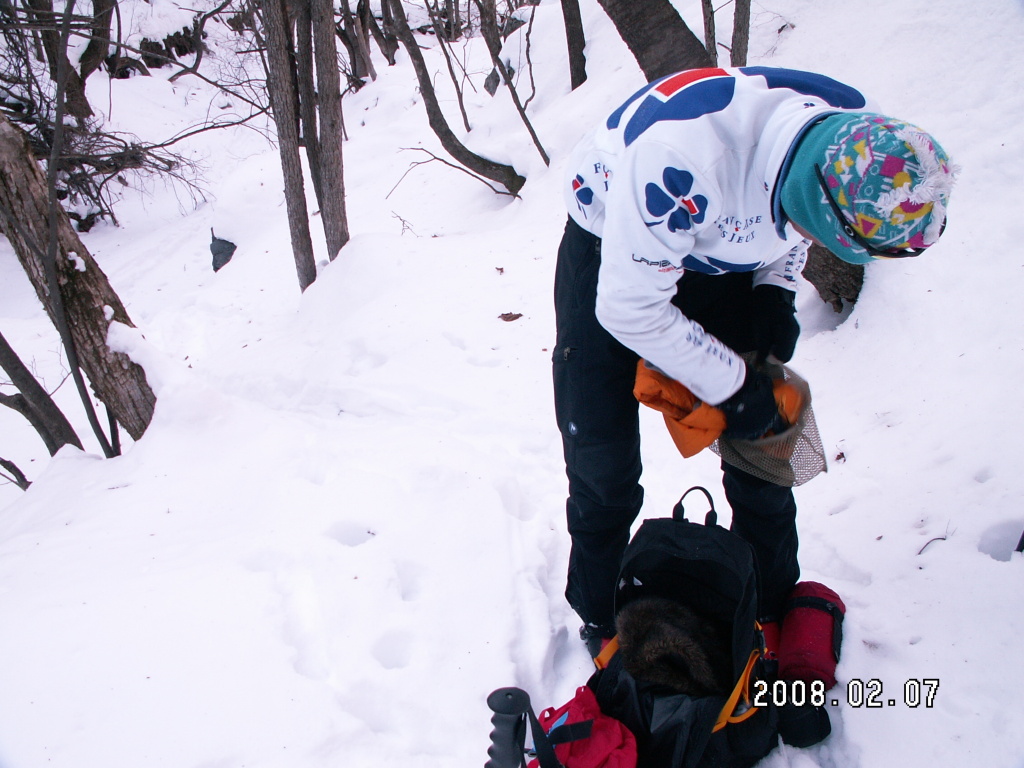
[{"xmin": 552, "ymin": 216, "xmax": 799, "ymax": 636}]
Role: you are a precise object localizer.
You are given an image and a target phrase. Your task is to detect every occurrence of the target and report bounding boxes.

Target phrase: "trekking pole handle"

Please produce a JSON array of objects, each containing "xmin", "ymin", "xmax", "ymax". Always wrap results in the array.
[{"xmin": 485, "ymin": 687, "xmax": 532, "ymax": 768}]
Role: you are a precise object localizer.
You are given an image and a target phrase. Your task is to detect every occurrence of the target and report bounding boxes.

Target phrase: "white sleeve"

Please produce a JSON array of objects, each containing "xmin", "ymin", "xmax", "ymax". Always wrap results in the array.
[
  {"xmin": 593, "ymin": 142, "xmax": 746, "ymax": 405},
  {"xmin": 752, "ymin": 237, "xmax": 810, "ymax": 290}
]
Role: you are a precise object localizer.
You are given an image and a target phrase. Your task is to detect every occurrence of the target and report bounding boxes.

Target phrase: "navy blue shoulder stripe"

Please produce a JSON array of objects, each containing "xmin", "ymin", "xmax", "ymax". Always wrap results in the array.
[
  {"xmin": 738, "ymin": 67, "xmax": 867, "ymax": 109},
  {"xmin": 605, "ymin": 68, "xmax": 865, "ymax": 146}
]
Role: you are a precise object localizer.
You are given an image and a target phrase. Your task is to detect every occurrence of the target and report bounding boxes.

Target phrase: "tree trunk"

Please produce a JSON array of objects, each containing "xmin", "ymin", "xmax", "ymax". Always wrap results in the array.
[
  {"xmin": 294, "ymin": 0, "xmax": 324, "ymax": 205},
  {"xmin": 387, "ymin": 0, "xmax": 525, "ymax": 195},
  {"xmin": 79, "ymin": 0, "xmax": 116, "ymax": 82},
  {"xmin": 23, "ymin": 0, "xmax": 94, "ymax": 119},
  {"xmin": 0, "ymin": 115, "xmax": 155, "ymax": 440},
  {"xmin": 700, "ymin": 0, "xmax": 717, "ymax": 66},
  {"xmin": 338, "ymin": 0, "xmax": 374, "ymax": 83},
  {"xmin": 803, "ymin": 243, "xmax": 864, "ymax": 312},
  {"xmin": 260, "ymin": 0, "xmax": 318, "ymax": 291},
  {"xmin": 426, "ymin": 0, "xmax": 472, "ymax": 132},
  {"xmin": 560, "ymin": 0, "xmax": 587, "ymax": 89},
  {"xmin": 311, "ymin": 0, "xmax": 349, "ymax": 260},
  {"xmin": 362, "ymin": 0, "xmax": 398, "ymax": 66},
  {"xmin": 595, "ymin": 0, "xmax": 711, "ymax": 82},
  {"xmin": 476, "ymin": 0, "xmax": 502, "ymax": 60},
  {"xmin": 0, "ymin": 329, "xmax": 84, "ymax": 455},
  {"xmin": 730, "ymin": 0, "xmax": 750, "ymax": 66},
  {"xmin": 350, "ymin": 1, "xmax": 377, "ymax": 82},
  {"xmin": 444, "ymin": 0, "xmax": 462, "ymax": 40}
]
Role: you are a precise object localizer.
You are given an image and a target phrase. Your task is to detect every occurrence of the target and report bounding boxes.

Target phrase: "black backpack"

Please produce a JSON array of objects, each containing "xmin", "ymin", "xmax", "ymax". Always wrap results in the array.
[
  {"xmin": 586, "ymin": 487, "xmax": 784, "ymax": 768},
  {"xmin": 483, "ymin": 488, "xmax": 830, "ymax": 768}
]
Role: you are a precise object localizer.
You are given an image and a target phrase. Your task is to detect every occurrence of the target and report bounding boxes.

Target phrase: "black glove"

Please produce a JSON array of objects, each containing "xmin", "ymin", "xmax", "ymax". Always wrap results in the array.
[
  {"xmin": 752, "ymin": 285, "xmax": 799, "ymax": 363},
  {"xmin": 718, "ymin": 367, "xmax": 785, "ymax": 440}
]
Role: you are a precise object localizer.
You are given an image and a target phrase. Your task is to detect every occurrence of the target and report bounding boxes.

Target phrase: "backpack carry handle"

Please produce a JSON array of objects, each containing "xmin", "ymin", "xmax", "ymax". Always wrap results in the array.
[{"xmin": 673, "ymin": 486, "xmax": 717, "ymax": 526}]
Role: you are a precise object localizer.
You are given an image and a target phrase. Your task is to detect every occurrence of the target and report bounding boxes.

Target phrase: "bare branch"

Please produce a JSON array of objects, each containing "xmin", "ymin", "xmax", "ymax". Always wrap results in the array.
[
  {"xmin": 390, "ymin": 211, "xmax": 420, "ymax": 236},
  {"xmin": 387, "ymin": 146, "xmax": 520, "ymax": 199},
  {"xmin": 168, "ymin": 0, "xmax": 234, "ymax": 83},
  {"xmin": 0, "ymin": 456, "xmax": 32, "ymax": 490}
]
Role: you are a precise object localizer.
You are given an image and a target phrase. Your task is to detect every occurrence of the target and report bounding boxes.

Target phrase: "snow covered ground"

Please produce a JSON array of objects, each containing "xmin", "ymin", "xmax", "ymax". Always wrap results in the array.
[{"xmin": 2, "ymin": 1, "xmax": 1023, "ymax": 766}]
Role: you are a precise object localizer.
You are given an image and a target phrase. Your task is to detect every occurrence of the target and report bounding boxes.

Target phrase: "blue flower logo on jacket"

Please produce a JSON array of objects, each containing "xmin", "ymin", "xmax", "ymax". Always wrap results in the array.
[
  {"xmin": 645, "ymin": 168, "xmax": 708, "ymax": 233},
  {"xmin": 572, "ymin": 174, "xmax": 594, "ymax": 210}
]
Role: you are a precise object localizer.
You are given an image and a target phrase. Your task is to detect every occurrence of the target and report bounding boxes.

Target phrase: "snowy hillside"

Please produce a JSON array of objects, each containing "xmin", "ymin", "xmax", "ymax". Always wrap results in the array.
[{"xmin": 2, "ymin": 1, "xmax": 1023, "ymax": 767}]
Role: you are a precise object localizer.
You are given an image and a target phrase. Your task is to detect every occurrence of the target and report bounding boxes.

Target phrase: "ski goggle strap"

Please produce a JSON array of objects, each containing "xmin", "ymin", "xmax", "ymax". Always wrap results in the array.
[{"xmin": 814, "ymin": 164, "xmax": 938, "ymax": 260}]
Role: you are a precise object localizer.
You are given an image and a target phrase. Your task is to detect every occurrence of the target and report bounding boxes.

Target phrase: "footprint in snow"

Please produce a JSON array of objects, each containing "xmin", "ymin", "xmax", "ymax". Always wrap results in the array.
[
  {"xmin": 978, "ymin": 519, "xmax": 1024, "ymax": 562},
  {"xmin": 371, "ymin": 630, "xmax": 414, "ymax": 669},
  {"xmin": 325, "ymin": 521, "xmax": 377, "ymax": 547}
]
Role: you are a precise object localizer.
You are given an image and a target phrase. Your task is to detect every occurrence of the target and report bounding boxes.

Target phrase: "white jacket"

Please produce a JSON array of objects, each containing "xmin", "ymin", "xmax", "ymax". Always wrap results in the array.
[{"xmin": 564, "ymin": 67, "xmax": 870, "ymax": 404}]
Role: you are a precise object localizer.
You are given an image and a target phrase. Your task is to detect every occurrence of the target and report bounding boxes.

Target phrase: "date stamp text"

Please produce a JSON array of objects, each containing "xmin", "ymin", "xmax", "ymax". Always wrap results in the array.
[{"xmin": 752, "ymin": 678, "xmax": 940, "ymax": 708}]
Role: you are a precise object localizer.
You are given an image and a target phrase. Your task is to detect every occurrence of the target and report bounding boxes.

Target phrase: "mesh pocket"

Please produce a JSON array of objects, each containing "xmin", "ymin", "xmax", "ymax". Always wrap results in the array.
[{"xmin": 711, "ymin": 362, "xmax": 827, "ymax": 487}]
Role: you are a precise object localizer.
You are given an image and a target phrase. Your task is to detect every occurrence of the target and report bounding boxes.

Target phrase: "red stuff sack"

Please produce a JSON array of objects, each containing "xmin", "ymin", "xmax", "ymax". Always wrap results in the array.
[
  {"xmin": 527, "ymin": 686, "xmax": 637, "ymax": 768},
  {"xmin": 777, "ymin": 581, "xmax": 846, "ymax": 689}
]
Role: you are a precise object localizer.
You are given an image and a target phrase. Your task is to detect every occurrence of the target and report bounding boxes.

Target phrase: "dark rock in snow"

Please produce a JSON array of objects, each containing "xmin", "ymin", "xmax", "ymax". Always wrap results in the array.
[{"xmin": 210, "ymin": 229, "xmax": 236, "ymax": 272}]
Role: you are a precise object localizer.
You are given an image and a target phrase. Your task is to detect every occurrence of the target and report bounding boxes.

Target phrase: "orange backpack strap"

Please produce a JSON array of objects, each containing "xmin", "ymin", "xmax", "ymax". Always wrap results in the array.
[
  {"xmin": 712, "ymin": 648, "xmax": 762, "ymax": 732},
  {"xmin": 593, "ymin": 635, "xmax": 620, "ymax": 670}
]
